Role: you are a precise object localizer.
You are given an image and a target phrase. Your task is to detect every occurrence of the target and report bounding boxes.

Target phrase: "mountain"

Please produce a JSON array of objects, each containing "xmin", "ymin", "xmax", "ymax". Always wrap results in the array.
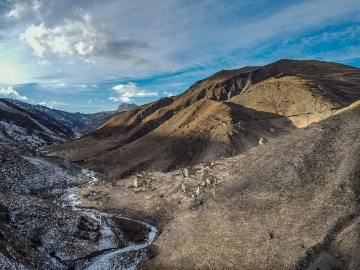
[
  {"xmin": 0, "ymin": 99, "xmax": 145, "ymax": 269},
  {"xmin": 52, "ymin": 59, "xmax": 360, "ymax": 180},
  {"xmin": 63, "ymin": 58, "xmax": 360, "ymax": 269},
  {"xmin": 2, "ymin": 59, "xmax": 360, "ymax": 269},
  {"xmin": 0, "ymin": 98, "xmax": 76, "ymax": 152},
  {"xmin": 81, "ymin": 99, "xmax": 360, "ymax": 270},
  {"xmin": 117, "ymin": 103, "xmax": 138, "ymax": 112},
  {"xmin": 8, "ymin": 99, "xmax": 138, "ymax": 134}
]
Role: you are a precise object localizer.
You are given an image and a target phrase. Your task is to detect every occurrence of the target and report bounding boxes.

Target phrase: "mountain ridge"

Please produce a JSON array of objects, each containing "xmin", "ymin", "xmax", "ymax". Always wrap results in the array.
[
  {"xmin": 0, "ymin": 98, "xmax": 76, "ymax": 151},
  {"xmin": 8, "ymin": 99, "xmax": 138, "ymax": 133},
  {"xmin": 52, "ymin": 59, "xmax": 360, "ymax": 180}
]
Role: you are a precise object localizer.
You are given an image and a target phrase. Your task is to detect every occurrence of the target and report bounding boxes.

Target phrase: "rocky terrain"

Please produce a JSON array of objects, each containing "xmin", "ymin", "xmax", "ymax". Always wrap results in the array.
[
  {"xmin": 0, "ymin": 99, "xmax": 75, "ymax": 151},
  {"xmin": 1, "ymin": 59, "xmax": 360, "ymax": 269},
  {"xmin": 77, "ymin": 99, "xmax": 360, "ymax": 270},
  {"xmin": 0, "ymin": 99, "xmax": 151, "ymax": 269}
]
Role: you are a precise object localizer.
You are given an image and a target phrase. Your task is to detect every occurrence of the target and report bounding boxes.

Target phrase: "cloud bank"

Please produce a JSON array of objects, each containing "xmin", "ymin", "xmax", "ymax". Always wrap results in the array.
[
  {"xmin": 0, "ymin": 86, "xmax": 27, "ymax": 100},
  {"xmin": 1, "ymin": 0, "xmax": 360, "ymax": 112},
  {"xmin": 38, "ymin": 100, "xmax": 68, "ymax": 108},
  {"xmin": 110, "ymin": 82, "xmax": 157, "ymax": 103},
  {"xmin": 19, "ymin": 12, "xmax": 151, "ymax": 66}
]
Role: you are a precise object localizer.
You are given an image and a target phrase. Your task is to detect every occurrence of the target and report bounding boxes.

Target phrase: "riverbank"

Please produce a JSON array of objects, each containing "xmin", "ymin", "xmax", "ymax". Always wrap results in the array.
[{"xmin": 55, "ymin": 171, "xmax": 157, "ymax": 270}]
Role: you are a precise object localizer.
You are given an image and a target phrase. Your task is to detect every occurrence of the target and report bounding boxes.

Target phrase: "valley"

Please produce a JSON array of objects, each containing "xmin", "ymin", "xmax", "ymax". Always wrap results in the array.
[{"xmin": 1, "ymin": 59, "xmax": 360, "ymax": 269}]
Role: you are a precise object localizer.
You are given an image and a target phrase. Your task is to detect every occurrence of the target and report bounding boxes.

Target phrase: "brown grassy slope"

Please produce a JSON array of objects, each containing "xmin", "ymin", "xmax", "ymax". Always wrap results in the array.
[
  {"xmin": 52, "ymin": 60, "xmax": 360, "ymax": 179},
  {"xmin": 76, "ymin": 101, "xmax": 360, "ymax": 269},
  {"xmin": 137, "ymin": 100, "xmax": 360, "ymax": 270},
  {"xmin": 53, "ymin": 100, "xmax": 296, "ymax": 179}
]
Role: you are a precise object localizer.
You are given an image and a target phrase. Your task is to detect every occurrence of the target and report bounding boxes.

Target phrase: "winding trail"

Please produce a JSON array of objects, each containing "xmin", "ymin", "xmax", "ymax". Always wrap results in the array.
[{"xmin": 55, "ymin": 171, "xmax": 157, "ymax": 270}]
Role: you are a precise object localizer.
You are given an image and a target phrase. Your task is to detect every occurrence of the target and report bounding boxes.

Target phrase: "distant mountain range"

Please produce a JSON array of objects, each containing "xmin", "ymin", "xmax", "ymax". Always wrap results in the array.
[
  {"xmin": 0, "ymin": 98, "xmax": 138, "ymax": 151},
  {"xmin": 8, "ymin": 99, "xmax": 138, "ymax": 132}
]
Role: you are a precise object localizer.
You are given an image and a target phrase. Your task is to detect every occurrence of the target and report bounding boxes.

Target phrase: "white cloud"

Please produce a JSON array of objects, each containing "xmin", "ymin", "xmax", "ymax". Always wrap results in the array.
[
  {"xmin": 112, "ymin": 82, "xmax": 140, "ymax": 93},
  {"xmin": 92, "ymin": 84, "xmax": 98, "ymax": 88},
  {"xmin": 19, "ymin": 22, "xmax": 47, "ymax": 57},
  {"xmin": 110, "ymin": 96, "xmax": 132, "ymax": 103},
  {"xmin": 18, "ymin": 11, "xmax": 150, "ymax": 65},
  {"xmin": 110, "ymin": 82, "xmax": 157, "ymax": 102},
  {"xmin": 38, "ymin": 60, "xmax": 50, "ymax": 65},
  {"xmin": 0, "ymin": 86, "xmax": 28, "ymax": 100},
  {"xmin": 38, "ymin": 100, "xmax": 67, "ymax": 108},
  {"xmin": 55, "ymin": 83, "xmax": 66, "ymax": 88},
  {"xmin": 163, "ymin": 91, "xmax": 176, "ymax": 97},
  {"xmin": 19, "ymin": 15, "xmax": 104, "ymax": 58},
  {"xmin": 5, "ymin": 0, "xmax": 41, "ymax": 20}
]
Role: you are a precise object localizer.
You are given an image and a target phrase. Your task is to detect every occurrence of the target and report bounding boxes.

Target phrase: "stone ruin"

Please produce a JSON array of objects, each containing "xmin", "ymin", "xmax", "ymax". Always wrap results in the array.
[
  {"xmin": 133, "ymin": 176, "xmax": 142, "ymax": 188},
  {"xmin": 258, "ymin": 137, "xmax": 267, "ymax": 145},
  {"xmin": 131, "ymin": 172, "xmax": 155, "ymax": 191},
  {"xmin": 179, "ymin": 167, "xmax": 221, "ymax": 197},
  {"xmin": 183, "ymin": 168, "xmax": 189, "ymax": 178}
]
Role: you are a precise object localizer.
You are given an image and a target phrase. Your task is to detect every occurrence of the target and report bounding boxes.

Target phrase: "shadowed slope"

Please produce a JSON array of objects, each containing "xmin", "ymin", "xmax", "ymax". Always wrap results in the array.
[{"xmin": 0, "ymin": 99, "xmax": 76, "ymax": 152}]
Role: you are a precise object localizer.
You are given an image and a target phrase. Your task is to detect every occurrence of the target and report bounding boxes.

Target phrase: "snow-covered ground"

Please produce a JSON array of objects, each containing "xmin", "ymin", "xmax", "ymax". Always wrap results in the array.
[
  {"xmin": 0, "ymin": 120, "xmax": 67, "ymax": 148},
  {"xmin": 56, "ymin": 174, "xmax": 157, "ymax": 270},
  {"xmin": 0, "ymin": 124, "xmax": 157, "ymax": 269},
  {"xmin": 84, "ymin": 217, "xmax": 157, "ymax": 270},
  {"xmin": 0, "ymin": 150, "xmax": 94, "ymax": 196}
]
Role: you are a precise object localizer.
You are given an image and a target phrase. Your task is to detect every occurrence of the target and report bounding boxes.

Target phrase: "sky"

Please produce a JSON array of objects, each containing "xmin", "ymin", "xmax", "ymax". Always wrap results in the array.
[{"xmin": 0, "ymin": 0, "xmax": 359, "ymax": 113}]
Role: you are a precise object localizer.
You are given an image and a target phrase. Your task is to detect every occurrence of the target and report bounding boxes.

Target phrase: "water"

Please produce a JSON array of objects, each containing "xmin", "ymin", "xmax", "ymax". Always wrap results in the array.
[{"xmin": 55, "ymin": 171, "xmax": 157, "ymax": 270}]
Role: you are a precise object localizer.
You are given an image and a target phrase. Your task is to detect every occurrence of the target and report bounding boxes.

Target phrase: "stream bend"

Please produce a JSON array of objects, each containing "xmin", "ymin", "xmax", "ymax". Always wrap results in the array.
[{"xmin": 56, "ymin": 173, "xmax": 157, "ymax": 270}]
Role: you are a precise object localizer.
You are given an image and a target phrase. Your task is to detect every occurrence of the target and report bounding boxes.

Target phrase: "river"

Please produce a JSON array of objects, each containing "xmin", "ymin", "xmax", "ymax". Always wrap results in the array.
[{"xmin": 55, "ymin": 170, "xmax": 157, "ymax": 270}]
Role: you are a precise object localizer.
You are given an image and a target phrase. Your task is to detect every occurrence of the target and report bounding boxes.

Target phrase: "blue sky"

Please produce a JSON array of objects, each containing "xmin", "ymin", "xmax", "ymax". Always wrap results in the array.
[{"xmin": 0, "ymin": 0, "xmax": 359, "ymax": 113}]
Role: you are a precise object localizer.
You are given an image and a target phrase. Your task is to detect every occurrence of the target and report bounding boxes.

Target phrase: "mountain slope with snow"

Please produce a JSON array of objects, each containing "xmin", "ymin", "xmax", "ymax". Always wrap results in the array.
[
  {"xmin": 0, "ymin": 99, "xmax": 76, "ymax": 151},
  {"xmin": 9, "ymin": 99, "xmax": 138, "ymax": 133}
]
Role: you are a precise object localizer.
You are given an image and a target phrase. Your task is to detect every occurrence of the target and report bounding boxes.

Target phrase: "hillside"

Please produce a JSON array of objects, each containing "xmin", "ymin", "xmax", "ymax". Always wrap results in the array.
[
  {"xmin": 0, "ymin": 98, "xmax": 97, "ymax": 197},
  {"xmin": 77, "ymin": 100, "xmax": 360, "ymax": 270},
  {"xmin": 9, "ymin": 99, "xmax": 138, "ymax": 134},
  {"xmin": 1, "ymin": 59, "xmax": 360, "ymax": 269},
  {"xmin": 0, "ymin": 100, "xmax": 147, "ymax": 269},
  {"xmin": 0, "ymin": 99, "xmax": 76, "ymax": 152},
  {"xmin": 52, "ymin": 60, "xmax": 360, "ymax": 180}
]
